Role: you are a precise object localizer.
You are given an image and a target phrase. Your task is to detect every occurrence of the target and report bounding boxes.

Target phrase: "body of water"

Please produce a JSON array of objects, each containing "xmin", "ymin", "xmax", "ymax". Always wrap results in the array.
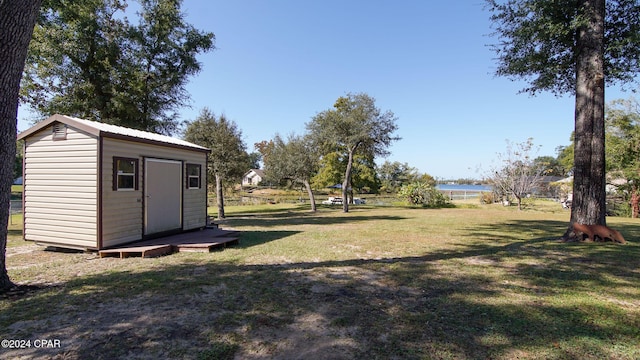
[{"xmin": 436, "ymin": 184, "xmax": 492, "ymax": 192}]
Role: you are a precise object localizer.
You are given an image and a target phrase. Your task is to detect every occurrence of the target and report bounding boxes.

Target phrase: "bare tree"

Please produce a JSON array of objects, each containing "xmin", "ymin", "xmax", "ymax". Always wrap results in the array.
[
  {"xmin": 488, "ymin": 138, "xmax": 544, "ymax": 210},
  {"xmin": 184, "ymin": 108, "xmax": 250, "ymax": 220}
]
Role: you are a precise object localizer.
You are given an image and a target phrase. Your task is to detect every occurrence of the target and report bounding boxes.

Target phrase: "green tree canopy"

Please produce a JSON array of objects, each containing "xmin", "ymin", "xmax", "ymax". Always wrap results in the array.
[
  {"xmin": 311, "ymin": 151, "xmax": 380, "ymax": 195},
  {"xmin": 183, "ymin": 108, "xmax": 250, "ymax": 219},
  {"xmin": 533, "ymin": 155, "xmax": 568, "ymax": 177},
  {"xmin": 350, "ymin": 154, "xmax": 380, "ymax": 194},
  {"xmin": 605, "ymin": 97, "xmax": 640, "ymax": 217},
  {"xmin": 555, "ymin": 137, "xmax": 575, "ymax": 175},
  {"xmin": 21, "ymin": 0, "xmax": 214, "ymax": 134},
  {"xmin": 306, "ymin": 92, "xmax": 399, "ymax": 212},
  {"xmin": 312, "ymin": 151, "xmax": 344, "ymax": 190},
  {"xmin": 398, "ymin": 182, "xmax": 449, "ymax": 208},
  {"xmin": 487, "ymin": 0, "xmax": 640, "ymax": 95},
  {"xmin": 378, "ymin": 161, "xmax": 420, "ymax": 193},
  {"xmin": 14, "ymin": 141, "xmax": 24, "ymax": 181},
  {"xmin": 253, "ymin": 139, "xmax": 275, "ymax": 177},
  {"xmin": 264, "ymin": 133, "xmax": 319, "ymax": 211}
]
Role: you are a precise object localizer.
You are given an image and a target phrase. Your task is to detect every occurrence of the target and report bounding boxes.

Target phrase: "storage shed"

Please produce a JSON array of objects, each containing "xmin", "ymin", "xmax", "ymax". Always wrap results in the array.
[{"xmin": 17, "ymin": 114, "xmax": 210, "ymax": 250}]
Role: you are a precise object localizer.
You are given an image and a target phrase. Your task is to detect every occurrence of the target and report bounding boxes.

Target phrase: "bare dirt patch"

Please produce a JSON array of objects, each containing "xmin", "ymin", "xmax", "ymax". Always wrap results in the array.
[{"xmin": 1, "ymin": 249, "xmax": 376, "ymax": 359}]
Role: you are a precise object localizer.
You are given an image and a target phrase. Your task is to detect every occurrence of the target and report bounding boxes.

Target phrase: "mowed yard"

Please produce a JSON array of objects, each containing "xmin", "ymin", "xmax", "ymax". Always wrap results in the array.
[{"xmin": 2, "ymin": 201, "xmax": 639, "ymax": 360}]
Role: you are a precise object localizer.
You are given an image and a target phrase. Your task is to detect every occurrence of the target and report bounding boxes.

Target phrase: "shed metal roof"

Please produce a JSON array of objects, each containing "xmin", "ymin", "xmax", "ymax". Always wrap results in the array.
[{"xmin": 18, "ymin": 114, "xmax": 209, "ymax": 152}]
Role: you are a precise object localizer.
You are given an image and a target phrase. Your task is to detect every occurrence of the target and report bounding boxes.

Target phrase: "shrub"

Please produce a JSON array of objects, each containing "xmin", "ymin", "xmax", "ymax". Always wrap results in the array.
[
  {"xmin": 479, "ymin": 192, "xmax": 495, "ymax": 204},
  {"xmin": 398, "ymin": 182, "xmax": 449, "ymax": 208},
  {"xmin": 607, "ymin": 198, "xmax": 631, "ymax": 217}
]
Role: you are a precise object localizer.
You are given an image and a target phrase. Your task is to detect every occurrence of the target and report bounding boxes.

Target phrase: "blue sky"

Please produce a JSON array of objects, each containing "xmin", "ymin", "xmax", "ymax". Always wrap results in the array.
[{"xmin": 18, "ymin": 1, "xmax": 634, "ymax": 179}]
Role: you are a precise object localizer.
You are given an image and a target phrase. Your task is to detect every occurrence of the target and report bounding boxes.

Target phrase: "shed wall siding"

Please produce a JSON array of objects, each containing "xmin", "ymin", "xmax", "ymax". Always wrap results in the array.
[
  {"xmin": 182, "ymin": 156, "xmax": 208, "ymax": 230},
  {"xmin": 23, "ymin": 126, "xmax": 98, "ymax": 248},
  {"xmin": 101, "ymin": 138, "xmax": 207, "ymax": 247}
]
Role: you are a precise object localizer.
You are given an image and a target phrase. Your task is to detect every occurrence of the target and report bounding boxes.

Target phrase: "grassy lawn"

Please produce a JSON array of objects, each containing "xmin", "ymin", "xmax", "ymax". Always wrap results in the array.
[
  {"xmin": 2, "ymin": 201, "xmax": 639, "ymax": 359},
  {"xmin": 10, "ymin": 185, "xmax": 21, "ymax": 202}
]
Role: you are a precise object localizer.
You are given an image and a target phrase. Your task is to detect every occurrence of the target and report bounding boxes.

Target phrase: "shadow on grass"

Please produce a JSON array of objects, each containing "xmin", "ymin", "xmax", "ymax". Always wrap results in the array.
[
  {"xmin": 216, "ymin": 203, "xmax": 313, "ymax": 216},
  {"xmin": 461, "ymin": 219, "xmax": 569, "ymax": 243},
  {"xmin": 455, "ymin": 219, "xmax": 640, "ymax": 302},
  {"xmin": 614, "ymin": 222, "xmax": 640, "ymax": 242},
  {"xmin": 2, "ymin": 226, "xmax": 639, "ymax": 359},
  {"xmin": 225, "ymin": 212, "xmax": 407, "ymax": 228},
  {"xmin": 235, "ymin": 230, "xmax": 301, "ymax": 248},
  {"xmin": 7, "ymin": 229, "xmax": 21, "ymax": 238},
  {"xmin": 213, "ymin": 202, "xmax": 379, "ymax": 218}
]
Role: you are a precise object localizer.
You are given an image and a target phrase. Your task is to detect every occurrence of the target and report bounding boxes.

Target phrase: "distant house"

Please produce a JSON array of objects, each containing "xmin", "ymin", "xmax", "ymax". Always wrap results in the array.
[
  {"xmin": 242, "ymin": 169, "xmax": 265, "ymax": 187},
  {"xmin": 550, "ymin": 176, "xmax": 573, "ymax": 204},
  {"xmin": 17, "ymin": 114, "xmax": 210, "ymax": 251}
]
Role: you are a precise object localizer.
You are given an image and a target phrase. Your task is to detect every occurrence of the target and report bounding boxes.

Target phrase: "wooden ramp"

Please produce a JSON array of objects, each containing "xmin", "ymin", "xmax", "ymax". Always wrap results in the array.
[
  {"xmin": 174, "ymin": 237, "xmax": 240, "ymax": 252},
  {"xmin": 99, "ymin": 227, "xmax": 240, "ymax": 259},
  {"xmin": 99, "ymin": 245, "xmax": 173, "ymax": 259}
]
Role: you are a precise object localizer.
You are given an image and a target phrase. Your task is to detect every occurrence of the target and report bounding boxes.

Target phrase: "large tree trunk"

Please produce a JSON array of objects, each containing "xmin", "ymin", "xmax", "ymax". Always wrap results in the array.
[
  {"xmin": 564, "ymin": 0, "xmax": 606, "ymax": 240},
  {"xmin": 342, "ymin": 149, "xmax": 355, "ymax": 213},
  {"xmin": 0, "ymin": 0, "xmax": 43, "ymax": 293},
  {"xmin": 215, "ymin": 174, "xmax": 225, "ymax": 220},
  {"xmin": 515, "ymin": 194, "xmax": 523, "ymax": 211},
  {"xmin": 302, "ymin": 179, "xmax": 317, "ymax": 212}
]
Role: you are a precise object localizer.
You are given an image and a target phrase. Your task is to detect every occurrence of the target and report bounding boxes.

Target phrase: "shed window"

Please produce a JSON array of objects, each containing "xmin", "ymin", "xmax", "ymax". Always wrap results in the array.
[
  {"xmin": 187, "ymin": 164, "xmax": 201, "ymax": 189},
  {"xmin": 113, "ymin": 157, "xmax": 138, "ymax": 191},
  {"xmin": 52, "ymin": 123, "xmax": 67, "ymax": 140}
]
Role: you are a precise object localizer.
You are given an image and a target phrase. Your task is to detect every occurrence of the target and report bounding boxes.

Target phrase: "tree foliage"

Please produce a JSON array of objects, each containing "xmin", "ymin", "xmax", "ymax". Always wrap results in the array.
[
  {"xmin": 254, "ymin": 140, "xmax": 273, "ymax": 162},
  {"xmin": 555, "ymin": 138, "xmax": 575, "ymax": 175},
  {"xmin": 311, "ymin": 151, "xmax": 345, "ymax": 189},
  {"xmin": 533, "ymin": 155, "xmax": 568, "ymax": 177},
  {"xmin": 263, "ymin": 134, "xmax": 319, "ymax": 211},
  {"xmin": 306, "ymin": 92, "xmax": 399, "ymax": 212},
  {"xmin": 486, "ymin": 0, "xmax": 640, "ymax": 96},
  {"xmin": 183, "ymin": 108, "xmax": 250, "ymax": 219},
  {"xmin": 349, "ymin": 154, "xmax": 380, "ymax": 194},
  {"xmin": 14, "ymin": 141, "xmax": 24, "ymax": 181},
  {"xmin": 398, "ymin": 182, "xmax": 449, "ymax": 208},
  {"xmin": 378, "ymin": 161, "xmax": 420, "ymax": 193},
  {"xmin": 246, "ymin": 152, "xmax": 262, "ymax": 170},
  {"xmin": 311, "ymin": 151, "xmax": 380, "ymax": 195},
  {"xmin": 21, "ymin": 0, "xmax": 215, "ymax": 134},
  {"xmin": 605, "ymin": 97, "xmax": 640, "ymax": 217}
]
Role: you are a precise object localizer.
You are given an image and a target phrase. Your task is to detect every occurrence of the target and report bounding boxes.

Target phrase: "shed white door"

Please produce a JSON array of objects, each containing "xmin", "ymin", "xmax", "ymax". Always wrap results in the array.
[{"xmin": 144, "ymin": 158, "xmax": 182, "ymax": 235}]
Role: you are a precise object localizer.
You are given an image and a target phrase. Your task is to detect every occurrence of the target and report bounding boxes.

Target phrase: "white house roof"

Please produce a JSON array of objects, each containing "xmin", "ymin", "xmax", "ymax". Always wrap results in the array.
[
  {"xmin": 244, "ymin": 168, "xmax": 265, "ymax": 178},
  {"xmin": 18, "ymin": 114, "xmax": 209, "ymax": 152}
]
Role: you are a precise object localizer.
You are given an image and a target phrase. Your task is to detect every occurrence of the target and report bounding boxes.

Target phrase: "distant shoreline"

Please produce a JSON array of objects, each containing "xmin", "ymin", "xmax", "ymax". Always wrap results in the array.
[{"xmin": 435, "ymin": 184, "xmax": 492, "ymax": 192}]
